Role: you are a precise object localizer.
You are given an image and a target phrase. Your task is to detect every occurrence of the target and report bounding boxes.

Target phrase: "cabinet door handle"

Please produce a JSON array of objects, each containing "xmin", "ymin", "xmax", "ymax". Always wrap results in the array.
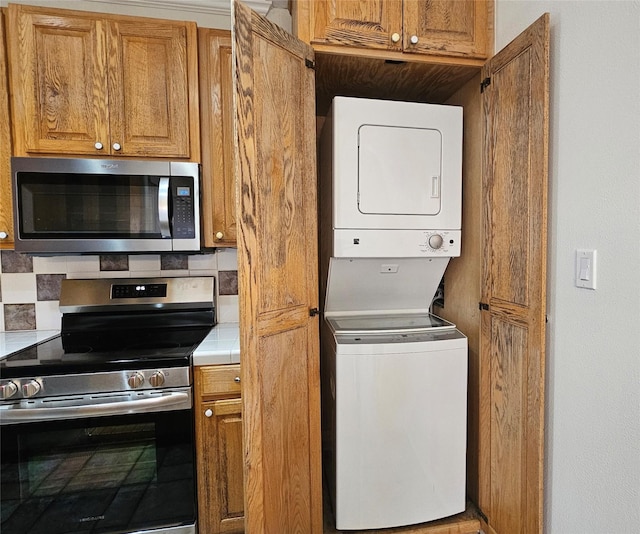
[
  {"xmin": 391, "ymin": 32, "xmax": 401, "ymax": 43},
  {"xmin": 216, "ymin": 231, "xmax": 224, "ymax": 240},
  {"xmin": 234, "ymin": 376, "xmax": 241, "ymax": 383},
  {"xmin": 0, "ymin": 231, "xmax": 8, "ymax": 239},
  {"xmin": 94, "ymin": 142, "xmax": 104, "ymax": 150},
  {"xmin": 410, "ymin": 35, "xmax": 419, "ymax": 45},
  {"xmin": 112, "ymin": 142, "xmax": 122, "ymax": 151},
  {"xmin": 205, "ymin": 408, "xmax": 213, "ymax": 418}
]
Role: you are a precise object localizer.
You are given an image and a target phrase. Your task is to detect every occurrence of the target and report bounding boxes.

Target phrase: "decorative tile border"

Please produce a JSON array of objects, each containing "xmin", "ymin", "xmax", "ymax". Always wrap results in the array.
[{"xmin": 0, "ymin": 250, "xmax": 239, "ymax": 331}]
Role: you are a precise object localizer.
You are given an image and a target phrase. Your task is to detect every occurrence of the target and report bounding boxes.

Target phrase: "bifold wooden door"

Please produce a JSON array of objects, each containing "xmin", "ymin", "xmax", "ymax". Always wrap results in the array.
[
  {"xmin": 480, "ymin": 13, "xmax": 550, "ymax": 534},
  {"xmin": 232, "ymin": 1, "xmax": 323, "ymax": 533}
]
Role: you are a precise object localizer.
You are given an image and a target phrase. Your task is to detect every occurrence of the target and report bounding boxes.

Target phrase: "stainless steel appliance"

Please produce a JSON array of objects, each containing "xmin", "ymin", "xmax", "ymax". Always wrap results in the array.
[
  {"xmin": 11, "ymin": 157, "xmax": 201, "ymax": 254},
  {"xmin": 0, "ymin": 277, "xmax": 215, "ymax": 534}
]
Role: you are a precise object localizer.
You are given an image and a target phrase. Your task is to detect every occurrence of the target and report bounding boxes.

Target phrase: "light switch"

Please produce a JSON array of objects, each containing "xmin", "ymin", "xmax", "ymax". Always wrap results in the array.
[{"xmin": 576, "ymin": 249, "xmax": 597, "ymax": 290}]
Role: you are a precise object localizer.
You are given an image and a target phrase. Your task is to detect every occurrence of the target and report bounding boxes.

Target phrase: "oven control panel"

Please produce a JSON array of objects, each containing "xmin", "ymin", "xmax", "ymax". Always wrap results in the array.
[
  {"xmin": 0, "ymin": 367, "xmax": 189, "ymax": 400},
  {"xmin": 111, "ymin": 283, "xmax": 168, "ymax": 299}
]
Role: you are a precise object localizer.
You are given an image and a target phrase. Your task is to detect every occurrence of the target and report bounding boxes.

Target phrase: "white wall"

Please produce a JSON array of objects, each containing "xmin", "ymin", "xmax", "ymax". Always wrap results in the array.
[{"xmin": 495, "ymin": 1, "xmax": 640, "ymax": 532}]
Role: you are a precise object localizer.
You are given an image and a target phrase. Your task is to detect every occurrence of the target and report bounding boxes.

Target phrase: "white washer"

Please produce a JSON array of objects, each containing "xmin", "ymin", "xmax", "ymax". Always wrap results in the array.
[{"xmin": 324, "ymin": 314, "xmax": 467, "ymax": 530}]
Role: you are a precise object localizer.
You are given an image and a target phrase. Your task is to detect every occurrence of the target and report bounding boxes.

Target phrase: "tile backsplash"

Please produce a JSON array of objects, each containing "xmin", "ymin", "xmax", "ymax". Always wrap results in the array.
[{"xmin": 0, "ymin": 249, "xmax": 239, "ymax": 331}]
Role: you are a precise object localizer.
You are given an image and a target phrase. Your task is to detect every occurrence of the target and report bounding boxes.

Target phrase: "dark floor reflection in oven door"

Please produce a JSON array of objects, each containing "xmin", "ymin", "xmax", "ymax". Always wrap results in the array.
[{"xmin": 1, "ymin": 410, "xmax": 196, "ymax": 534}]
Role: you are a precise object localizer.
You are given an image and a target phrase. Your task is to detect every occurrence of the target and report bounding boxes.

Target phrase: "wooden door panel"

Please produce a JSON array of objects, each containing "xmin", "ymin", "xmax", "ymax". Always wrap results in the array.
[
  {"xmin": 214, "ymin": 399, "xmax": 245, "ymax": 530},
  {"xmin": 199, "ymin": 29, "xmax": 236, "ymax": 247},
  {"xmin": 489, "ymin": 318, "xmax": 527, "ymax": 532},
  {"xmin": 310, "ymin": 0, "xmax": 402, "ymax": 50},
  {"xmin": 0, "ymin": 10, "xmax": 14, "ymax": 249},
  {"xmin": 489, "ymin": 47, "xmax": 533, "ymax": 307},
  {"xmin": 109, "ymin": 20, "xmax": 192, "ymax": 157},
  {"xmin": 233, "ymin": 1, "xmax": 322, "ymax": 532},
  {"xmin": 259, "ymin": 328, "xmax": 314, "ymax": 527},
  {"xmin": 9, "ymin": 5, "xmax": 109, "ymax": 155},
  {"xmin": 480, "ymin": 13, "xmax": 549, "ymax": 534},
  {"xmin": 405, "ymin": 0, "xmax": 490, "ymax": 58}
]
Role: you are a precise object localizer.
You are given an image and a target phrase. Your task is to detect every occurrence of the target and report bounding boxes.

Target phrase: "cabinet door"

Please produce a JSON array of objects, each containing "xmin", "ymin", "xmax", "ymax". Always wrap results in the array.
[
  {"xmin": 300, "ymin": 0, "xmax": 402, "ymax": 51},
  {"xmin": 403, "ymin": 0, "xmax": 492, "ymax": 59},
  {"xmin": 196, "ymin": 397, "xmax": 244, "ymax": 534},
  {"xmin": 480, "ymin": 14, "xmax": 549, "ymax": 534},
  {"xmin": 108, "ymin": 19, "xmax": 197, "ymax": 158},
  {"xmin": 233, "ymin": 1, "xmax": 322, "ymax": 532},
  {"xmin": 199, "ymin": 29, "xmax": 236, "ymax": 247},
  {"xmin": 8, "ymin": 4, "xmax": 110, "ymax": 156},
  {"xmin": 0, "ymin": 10, "xmax": 14, "ymax": 249}
]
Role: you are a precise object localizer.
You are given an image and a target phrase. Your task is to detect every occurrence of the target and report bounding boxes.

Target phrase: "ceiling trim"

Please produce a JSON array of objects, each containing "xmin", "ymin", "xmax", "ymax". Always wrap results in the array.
[{"xmin": 84, "ymin": 0, "xmax": 272, "ymax": 16}]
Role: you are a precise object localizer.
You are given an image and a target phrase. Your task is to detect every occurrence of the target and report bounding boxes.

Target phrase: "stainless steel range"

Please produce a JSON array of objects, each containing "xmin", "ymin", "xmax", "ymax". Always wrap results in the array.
[{"xmin": 0, "ymin": 276, "xmax": 215, "ymax": 534}]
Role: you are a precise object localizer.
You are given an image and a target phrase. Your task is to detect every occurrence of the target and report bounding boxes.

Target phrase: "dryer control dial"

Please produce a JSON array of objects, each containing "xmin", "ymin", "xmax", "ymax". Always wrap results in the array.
[{"xmin": 428, "ymin": 234, "xmax": 444, "ymax": 250}]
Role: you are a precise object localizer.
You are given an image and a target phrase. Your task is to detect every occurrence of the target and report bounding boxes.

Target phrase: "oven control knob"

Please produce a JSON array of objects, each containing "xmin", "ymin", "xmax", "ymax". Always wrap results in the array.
[
  {"xmin": 22, "ymin": 380, "xmax": 41, "ymax": 398},
  {"xmin": 127, "ymin": 372, "xmax": 145, "ymax": 389},
  {"xmin": 428, "ymin": 234, "xmax": 444, "ymax": 250},
  {"xmin": 1, "ymin": 381, "xmax": 18, "ymax": 399},
  {"xmin": 149, "ymin": 371, "xmax": 166, "ymax": 388}
]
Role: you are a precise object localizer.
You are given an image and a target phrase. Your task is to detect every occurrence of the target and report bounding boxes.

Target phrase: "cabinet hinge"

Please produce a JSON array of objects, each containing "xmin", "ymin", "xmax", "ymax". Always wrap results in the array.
[
  {"xmin": 309, "ymin": 307, "xmax": 320, "ymax": 317},
  {"xmin": 305, "ymin": 58, "xmax": 315, "ymax": 70},
  {"xmin": 479, "ymin": 302, "xmax": 490, "ymax": 311},
  {"xmin": 480, "ymin": 77, "xmax": 491, "ymax": 93}
]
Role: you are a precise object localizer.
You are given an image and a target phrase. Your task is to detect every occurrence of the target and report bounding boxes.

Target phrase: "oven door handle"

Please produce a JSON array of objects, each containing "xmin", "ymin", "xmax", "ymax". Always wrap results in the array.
[{"xmin": 0, "ymin": 391, "xmax": 191, "ymax": 423}]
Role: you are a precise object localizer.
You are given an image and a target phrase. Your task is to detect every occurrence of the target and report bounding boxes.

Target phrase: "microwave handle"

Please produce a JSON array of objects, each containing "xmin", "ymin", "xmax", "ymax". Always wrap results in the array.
[{"xmin": 158, "ymin": 177, "xmax": 172, "ymax": 238}]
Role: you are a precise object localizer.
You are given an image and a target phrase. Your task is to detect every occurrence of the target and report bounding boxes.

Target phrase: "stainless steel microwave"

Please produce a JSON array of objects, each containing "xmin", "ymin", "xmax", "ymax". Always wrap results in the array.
[{"xmin": 11, "ymin": 157, "xmax": 201, "ymax": 254}]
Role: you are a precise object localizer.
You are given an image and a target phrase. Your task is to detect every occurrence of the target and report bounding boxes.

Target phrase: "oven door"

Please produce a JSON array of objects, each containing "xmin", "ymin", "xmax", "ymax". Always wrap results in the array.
[{"xmin": 1, "ymin": 389, "xmax": 196, "ymax": 534}]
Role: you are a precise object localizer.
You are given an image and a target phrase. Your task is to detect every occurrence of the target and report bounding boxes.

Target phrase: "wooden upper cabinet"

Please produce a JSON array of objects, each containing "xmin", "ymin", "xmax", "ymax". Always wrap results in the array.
[
  {"xmin": 199, "ymin": 28, "xmax": 236, "ymax": 247},
  {"xmin": 7, "ymin": 4, "xmax": 199, "ymax": 159},
  {"xmin": 300, "ymin": 0, "xmax": 402, "ymax": 51},
  {"xmin": 0, "ymin": 9, "xmax": 14, "ymax": 249},
  {"xmin": 404, "ymin": 0, "xmax": 491, "ymax": 59},
  {"xmin": 294, "ymin": 0, "xmax": 493, "ymax": 63}
]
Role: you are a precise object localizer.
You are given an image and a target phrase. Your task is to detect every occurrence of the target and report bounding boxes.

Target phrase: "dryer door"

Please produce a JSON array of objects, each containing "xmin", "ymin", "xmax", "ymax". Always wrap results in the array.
[{"xmin": 358, "ymin": 125, "xmax": 442, "ymax": 217}]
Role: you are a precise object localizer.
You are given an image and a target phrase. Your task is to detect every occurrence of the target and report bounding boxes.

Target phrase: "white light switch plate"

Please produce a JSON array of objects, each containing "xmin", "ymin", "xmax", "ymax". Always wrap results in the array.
[{"xmin": 576, "ymin": 249, "xmax": 597, "ymax": 290}]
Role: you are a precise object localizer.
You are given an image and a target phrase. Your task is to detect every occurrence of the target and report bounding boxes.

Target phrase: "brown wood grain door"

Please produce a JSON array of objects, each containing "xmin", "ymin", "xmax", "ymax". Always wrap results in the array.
[
  {"xmin": 403, "ymin": 0, "xmax": 491, "ymax": 59},
  {"xmin": 480, "ymin": 14, "xmax": 549, "ymax": 534},
  {"xmin": 8, "ymin": 4, "xmax": 109, "ymax": 156},
  {"xmin": 0, "ymin": 9, "xmax": 14, "ymax": 249},
  {"xmin": 199, "ymin": 28, "xmax": 237, "ymax": 247},
  {"xmin": 109, "ymin": 19, "xmax": 195, "ymax": 158},
  {"xmin": 306, "ymin": 0, "xmax": 402, "ymax": 51},
  {"xmin": 233, "ymin": 1, "xmax": 323, "ymax": 533}
]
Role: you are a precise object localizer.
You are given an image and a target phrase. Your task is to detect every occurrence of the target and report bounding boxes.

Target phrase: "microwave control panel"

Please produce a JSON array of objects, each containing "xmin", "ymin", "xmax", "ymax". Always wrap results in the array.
[{"xmin": 172, "ymin": 177, "xmax": 196, "ymax": 238}]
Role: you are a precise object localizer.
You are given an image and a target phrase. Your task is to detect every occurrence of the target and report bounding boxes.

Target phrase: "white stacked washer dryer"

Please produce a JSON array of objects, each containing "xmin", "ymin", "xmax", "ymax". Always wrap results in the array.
[{"xmin": 318, "ymin": 97, "xmax": 468, "ymax": 530}]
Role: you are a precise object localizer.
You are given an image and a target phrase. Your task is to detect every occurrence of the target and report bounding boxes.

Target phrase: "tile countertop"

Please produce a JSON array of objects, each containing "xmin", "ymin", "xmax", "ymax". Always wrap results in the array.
[
  {"xmin": 0, "ymin": 324, "xmax": 240, "ymax": 364},
  {"xmin": 192, "ymin": 323, "xmax": 240, "ymax": 366}
]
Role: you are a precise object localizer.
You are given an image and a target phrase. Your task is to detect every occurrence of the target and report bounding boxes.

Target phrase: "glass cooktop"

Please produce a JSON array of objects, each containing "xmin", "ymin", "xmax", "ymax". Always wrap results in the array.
[{"xmin": 0, "ymin": 327, "xmax": 211, "ymax": 379}]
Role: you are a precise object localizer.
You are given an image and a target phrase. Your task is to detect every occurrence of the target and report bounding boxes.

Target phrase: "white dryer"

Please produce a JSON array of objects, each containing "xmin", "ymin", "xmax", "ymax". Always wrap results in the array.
[{"xmin": 319, "ymin": 96, "xmax": 463, "ymax": 259}]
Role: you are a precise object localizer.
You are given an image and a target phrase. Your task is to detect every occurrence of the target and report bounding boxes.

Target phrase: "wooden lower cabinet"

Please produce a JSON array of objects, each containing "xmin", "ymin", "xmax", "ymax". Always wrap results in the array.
[{"xmin": 194, "ymin": 365, "xmax": 244, "ymax": 534}]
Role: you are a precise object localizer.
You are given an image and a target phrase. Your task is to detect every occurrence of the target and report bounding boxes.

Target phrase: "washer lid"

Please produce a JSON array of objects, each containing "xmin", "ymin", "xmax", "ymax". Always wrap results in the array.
[
  {"xmin": 324, "ymin": 257, "xmax": 449, "ymax": 315},
  {"xmin": 327, "ymin": 312, "xmax": 454, "ymax": 335}
]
